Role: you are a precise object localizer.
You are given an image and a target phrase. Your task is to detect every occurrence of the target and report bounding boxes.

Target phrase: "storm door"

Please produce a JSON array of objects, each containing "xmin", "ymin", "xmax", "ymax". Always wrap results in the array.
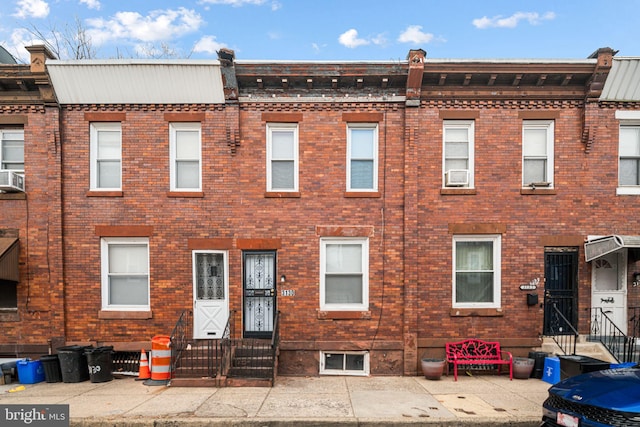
[
  {"xmin": 543, "ymin": 248, "xmax": 578, "ymax": 336},
  {"xmin": 591, "ymin": 251, "xmax": 627, "ymax": 334},
  {"xmin": 243, "ymin": 251, "xmax": 276, "ymax": 338},
  {"xmin": 193, "ymin": 251, "xmax": 229, "ymax": 339}
]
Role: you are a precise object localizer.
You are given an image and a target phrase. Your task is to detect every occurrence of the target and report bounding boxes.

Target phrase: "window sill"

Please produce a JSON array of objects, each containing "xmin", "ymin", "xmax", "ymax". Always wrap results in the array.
[
  {"xmin": 86, "ymin": 191, "xmax": 123, "ymax": 197},
  {"xmin": 520, "ymin": 188, "xmax": 556, "ymax": 195},
  {"xmin": 440, "ymin": 188, "xmax": 476, "ymax": 195},
  {"xmin": 167, "ymin": 191, "xmax": 204, "ymax": 198},
  {"xmin": 344, "ymin": 191, "xmax": 380, "ymax": 198},
  {"xmin": 99, "ymin": 310, "xmax": 152, "ymax": 319},
  {"xmin": 0, "ymin": 193, "xmax": 26, "ymax": 200},
  {"xmin": 0, "ymin": 310, "xmax": 19, "ymax": 322},
  {"xmin": 617, "ymin": 187, "xmax": 640, "ymax": 195},
  {"xmin": 318, "ymin": 310, "xmax": 371, "ymax": 320},
  {"xmin": 265, "ymin": 191, "xmax": 301, "ymax": 198},
  {"xmin": 450, "ymin": 308, "xmax": 503, "ymax": 317}
]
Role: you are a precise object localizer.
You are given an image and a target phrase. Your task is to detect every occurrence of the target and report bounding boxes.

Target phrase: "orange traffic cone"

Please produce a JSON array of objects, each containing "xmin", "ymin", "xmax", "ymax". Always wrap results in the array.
[{"xmin": 136, "ymin": 349, "xmax": 150, "ymax": 380}]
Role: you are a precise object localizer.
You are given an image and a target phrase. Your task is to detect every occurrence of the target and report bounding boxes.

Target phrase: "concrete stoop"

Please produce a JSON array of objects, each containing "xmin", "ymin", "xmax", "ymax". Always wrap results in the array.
[{"xmin": 536, "ymin": 336, "xmax": 618, "ymax": 363}]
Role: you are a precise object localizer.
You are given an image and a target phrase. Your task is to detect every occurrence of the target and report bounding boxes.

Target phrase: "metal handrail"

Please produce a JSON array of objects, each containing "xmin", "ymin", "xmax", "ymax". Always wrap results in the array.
[
  {"xmin": 169, "ymin": 309, "xmax": 192, "ymax": 375},
  {"xmin": 548, "ymin": 303, "xmax": 578, "ymax": 356},
  {"xmin": 590, "ymin": 307, "xmax": 637, "ymax": 364}
]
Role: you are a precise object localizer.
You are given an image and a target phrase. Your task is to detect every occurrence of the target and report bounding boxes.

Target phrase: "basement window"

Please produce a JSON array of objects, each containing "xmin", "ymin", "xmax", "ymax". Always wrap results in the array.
[{"xmin": 320, "ymin": 351, "xmax": 369, "ymax": 376}]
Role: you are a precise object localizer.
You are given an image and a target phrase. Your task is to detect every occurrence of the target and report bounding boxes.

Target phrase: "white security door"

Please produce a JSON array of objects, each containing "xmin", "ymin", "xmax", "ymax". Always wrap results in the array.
[
  {"xmin": 591, "ymin": 251, "xmax": 627, "ymax": 335},
  {"xmin": 193, "ymin": 251, "xmax": 229, "ymax": 339}
]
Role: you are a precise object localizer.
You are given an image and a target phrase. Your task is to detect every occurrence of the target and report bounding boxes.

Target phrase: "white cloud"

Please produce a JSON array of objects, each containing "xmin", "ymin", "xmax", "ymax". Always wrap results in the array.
[
  {"xmin": 398, "ymin": 25, "xmax": 434, "ymax": 44},
  {"xmin": 79, "ymin": 0, "xmax": 101, "ymax": 10},
  {"xmin": 86, "ymin": 8, "xmax": 203, "ymax": 45},
  {"xmin": 473, "ymin": 11, "xmax": 556, "ymax": 29},
  {"xmin": 338, "ymin": 29, "xmax": 369, "ymax": 48},
  {"xmin": 3, "ymin": 28, "xmax": 48, "ymax": 62},
  {"xmin": 193, "ymin": 35, "xmax": 227, "ymax": 54},
  {"xmin": 12, "ymin": 0, "xmax": 50, "ymax": 19},
  {"xmin": 199, "ymin": 0, "xmax": 267, "ymax": 5}
]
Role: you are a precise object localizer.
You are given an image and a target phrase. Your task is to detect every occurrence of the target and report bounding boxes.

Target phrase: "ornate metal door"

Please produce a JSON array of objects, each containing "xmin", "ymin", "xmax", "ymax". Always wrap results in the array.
[
  {"xmin": 243, "ymin": 251, "xmax": 276, "ymax": 338},
  {"xmin": 543, "ymin": 248, "xmax": 578, "ymax": 335},
  {"xmin": 193, "ymin": 251, "xmax": 228, "ymax": 339}
]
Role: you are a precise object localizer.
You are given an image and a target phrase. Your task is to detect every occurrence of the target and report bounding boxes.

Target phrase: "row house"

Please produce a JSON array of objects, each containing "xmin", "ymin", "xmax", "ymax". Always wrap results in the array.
[{"xmin": 1, "ymin": 44, "xmax": 639, "ymax": 379}]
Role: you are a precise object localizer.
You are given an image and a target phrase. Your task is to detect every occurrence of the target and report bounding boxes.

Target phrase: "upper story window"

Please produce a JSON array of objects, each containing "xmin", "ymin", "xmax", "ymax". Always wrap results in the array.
[
  {"xmin": 266, "ymin": 123, "xmax": 298, "ymax": 192},
  {"xmin": 90, "ymin": 122, "xmax": 121, "ymax": 190},
  {"xmin": 522, "ymin": 120, "xmax": 554, "ymax": 188},
  {"xmin": 453, "ymin": 234, "xmax": 501, "ymax": 309},
  {"xmin": 0, "ymin": 129, "xmax": 24, "ymax": 171},
  {"xmin": 320, "ymin": 237, "xmax": 369, "ymax": 311},
  {"xmin": 443, "ymin": 121, "xmax": 474, "ymax": 188},
  {"xmin": 347, "ymin": 124, "xmax": 378, "ymax": 191},
  {"xmin": 170, "ymin": 122, "xmax": 201, "ymax": 191},
  {"xmin": 101, "ymin": 237, "xmax": 149, "ymax": 310},
  {"xmin": 619, "ymin": 125, "xmax": 640, "ymax": 188}
]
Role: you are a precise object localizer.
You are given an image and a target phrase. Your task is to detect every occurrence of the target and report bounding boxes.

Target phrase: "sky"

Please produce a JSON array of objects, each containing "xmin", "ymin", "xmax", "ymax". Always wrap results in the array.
[{"xmin": 1, "ymin": 0, "xmax": 640, "ymax": 63}]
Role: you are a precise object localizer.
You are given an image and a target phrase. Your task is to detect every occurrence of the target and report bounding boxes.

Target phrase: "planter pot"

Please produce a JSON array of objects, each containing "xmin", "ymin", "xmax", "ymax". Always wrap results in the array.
[
  {"xmin": 421, "ymin": 358, "xmax": 446, "ymax": 380},
  {"xmin": 513, "ymin": 357, "xmax": 535, "ymax": 379}
]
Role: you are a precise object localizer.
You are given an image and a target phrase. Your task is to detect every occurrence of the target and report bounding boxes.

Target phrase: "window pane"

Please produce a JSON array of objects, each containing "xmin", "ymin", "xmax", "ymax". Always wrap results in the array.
[
  {"xmin": 350, "ymin": 129, "xmax": 374, "ymax": 158},
  {"xmin": 456, "ymin": 272, "xmax": 494, "ymax": 303},
  {"xmin": 109, "ymin": 244, "xmax": 148, "ymax": 274},
  {"xmin": 326, "ymin": 244, "xmax": 362, "ymax": 272},
  {"xmin": 176, "ymin": 161, "xmax": 199, "ymax": 188},
  {"xmin": 176, "ymin": 130, "xmax": 199, "ymax": 159},
  {"xmin": 97, "ymin": 131, "xmax": 121, "ymax": 159},
  {"xmin": 620, "ymin": 159, "xmax": 640, "ymax": 185},
  {"xmin": 109, "ymin": 276, "xmax": 148, "ymax": 305},
  {"xmin": 445, "ymin": 128, "xmax": 468, "ymax": 142},
  {"xmin": 2, "ymin": 140, "xmax": 24, "ymax": 163},
  {"xmin": 324, "ymin": 353, "xmax": 344, "ymax": 370},
  {"xmin": 523, "ymin": 159, "xmax": 547, "ymax": 184},
  {"xmin": 445, "ymin": 159, "xmax": 468, "ymax": 171},
  {"xmin": 0, "ymin": 281, "xmax": 17, "ymax": 308},
  {"xmin": 456, "ymin": 241, "xmax": 492, "ymax": 270},
  {"xmin": 350, "ymin": 160, "xmax": 374, "ymax": 189},
  {"xmin": 445, "ymin": 141, "xmax": 468, "ymax": 158},
  {"xmin": 523, "ymin": 128, "xmax": 547, "ymax": 156},
  {"xmin": 345, "ymin": 354, "xmax": 365, "ymax": 370},
  {"xmin": 97, "ymin": 160, "xmax": 121, "ymax": 188},
  {"xmin": 196, "ymin": 253, "xmax": 225, "ymax": 300},
  {"xmin": 271, "ymin": 161, "xmax": 294, "ymax": 189},
  {"xmin": 325, "ymin": 275, "xmax": 363, "ymax": 304},
  {"xmin": 272, "ymin": 131, "xmax": 294, "ymax": 159},
  {"xmin": 620, "ymin": 127, "xmax": 640, "ymax": 156}
]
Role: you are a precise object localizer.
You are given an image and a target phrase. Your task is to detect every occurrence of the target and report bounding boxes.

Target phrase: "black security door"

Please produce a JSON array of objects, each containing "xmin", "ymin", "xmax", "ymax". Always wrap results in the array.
[
  {"xmin": 243, "ymin": 251, "xmax": 276, "ymax": 338},
  {"xmin": 543, "ymin": 248, "xmax": 578, "ymax": 335}
]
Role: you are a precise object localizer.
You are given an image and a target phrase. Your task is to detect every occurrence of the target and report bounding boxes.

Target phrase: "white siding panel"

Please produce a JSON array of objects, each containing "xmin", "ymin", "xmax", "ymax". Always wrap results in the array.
[
  {"xmin": 600, "ymin": 58, "xmax": 640, "ymax": 102},
  {"xmin": 47, "ymin": 61, "xmax": 225, "ymax": 104}
]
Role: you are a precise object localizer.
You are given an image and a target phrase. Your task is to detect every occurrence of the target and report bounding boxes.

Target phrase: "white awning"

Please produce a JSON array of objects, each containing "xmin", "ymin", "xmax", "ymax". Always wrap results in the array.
[{"xmin": 584, "ymin": 235, "xmax": 640, "ymax": 262}]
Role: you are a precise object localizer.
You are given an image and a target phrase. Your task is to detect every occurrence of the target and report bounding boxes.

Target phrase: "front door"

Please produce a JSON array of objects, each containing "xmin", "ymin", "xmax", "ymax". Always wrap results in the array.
[
  {"xmin": 243, "ymin": 251, "xmax": 276, "ymax": 338},
  {"xmin": 591, "ymin": 251, "xmax": 627, "ymax": 334},
  {"xmin": 193, "ymin": 251, "xmax": 229, "ymax": 339},
  {"xmin": 543, "ymin": 248, "xmax": 578, "ymax": 335}
]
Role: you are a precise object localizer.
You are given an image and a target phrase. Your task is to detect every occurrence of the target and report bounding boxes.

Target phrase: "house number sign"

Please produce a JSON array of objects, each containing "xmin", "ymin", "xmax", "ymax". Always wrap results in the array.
[{"xmin": 281, "ymin": 289, "xmax": 295, "ymax": 297}]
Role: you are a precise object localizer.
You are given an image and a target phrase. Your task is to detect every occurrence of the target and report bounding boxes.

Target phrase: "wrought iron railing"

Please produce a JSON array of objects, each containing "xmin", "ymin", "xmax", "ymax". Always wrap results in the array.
[
  {"xmin": 590, "ymin": 307, "xmax": 638, "ymax": 364},
  {"xmin": 548, "ymin": 303, "xmax": 578, "ymax": 356},
  {"xmin": 170, "ymin": 309, "xmax": 192, "ymax": 376},
  {"xmin": 629, "ymin": 307, "xmax": 640, "ymax": 338}
]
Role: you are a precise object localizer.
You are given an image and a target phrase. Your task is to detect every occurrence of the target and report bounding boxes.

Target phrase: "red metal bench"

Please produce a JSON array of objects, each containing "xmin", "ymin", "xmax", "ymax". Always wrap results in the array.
[{"xmin": 445, "ymin": 339, "xmax": 513, "ymax": 381}]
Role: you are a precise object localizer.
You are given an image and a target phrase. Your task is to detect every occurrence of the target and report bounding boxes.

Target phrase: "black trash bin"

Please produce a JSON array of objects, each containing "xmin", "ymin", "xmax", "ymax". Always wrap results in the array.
[
  {"xmin": 528, "ymin": 351, "xmax": 549, "ymax": 379},
  {"xmin": 40, "ymin": 354, "xmax": 62, "ymax": 383},
  {"xmin": 85, "ymin": 346, "xmax": 114, "ymax": 383},
  {"xmin": 57, "ymin": 345, "xmax": 91, "ymax": 383},
  {"xmin": 559, "ymin": 355, "xmax": 610, "ymax": 380}
]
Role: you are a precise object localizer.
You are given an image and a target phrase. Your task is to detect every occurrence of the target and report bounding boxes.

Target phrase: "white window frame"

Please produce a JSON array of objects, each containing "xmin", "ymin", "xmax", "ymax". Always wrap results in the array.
[
  {"xmin": 320, "ymin": 237, "xmax": 369, "ymax": 311},
  {"xmin": 266, "ymin": 123, "xmax": 299, "ymax": 192},
  {"xmin": 0, "ymin": 128, "xmax": 24, "ymax": 172},
  {"xmin": 452, "ymin": 234, "xmax": 501, "ymax": 309},
  {"xmin": 101, "ymin": 237, "xmax": 150, "ymax": 311},
  {"xmin": 170, "ymin": 122, "xmax": 202, "ymax": 191},
  {"xmin": 346, "ymin": 124, "xmax": 378, "ymax": 191},
  {"xmin": 616, "ymin": 111, "xmax": 640, "ymax": 195},
  {"xmin": 319, "ymin": 350, "xmax": 370, "ymax": 376},
  {"xmin": 90, "ymin": 122, "xmax": 122, "ymax": 190},
  {"xmin": 442, "ymin": 120, "xmax": 474, "ymax": 188},
  {"xmin": 522, "ymin": 120, "xmax": 554, "ymax": 188}
]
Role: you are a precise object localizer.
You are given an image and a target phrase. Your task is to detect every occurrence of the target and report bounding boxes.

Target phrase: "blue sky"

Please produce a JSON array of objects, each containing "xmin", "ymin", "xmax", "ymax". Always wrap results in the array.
[{"xmin": 1, "ymin": 0, "xmax": 639, "ymax": 63}]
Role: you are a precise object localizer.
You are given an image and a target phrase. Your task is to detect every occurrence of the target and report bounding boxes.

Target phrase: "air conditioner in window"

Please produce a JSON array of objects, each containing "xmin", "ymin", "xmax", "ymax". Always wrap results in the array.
[
  {"xmin": 0, "ymin": 170, "xmax": 25, "ymax": 192},
  {"xmin": 445, "ymin": 169, "xmax": 469, "ymax": 187}
]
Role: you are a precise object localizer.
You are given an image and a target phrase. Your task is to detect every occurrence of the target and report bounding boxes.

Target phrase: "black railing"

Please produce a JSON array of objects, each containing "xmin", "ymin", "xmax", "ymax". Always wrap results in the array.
[
  {"xmin": 170, "ymin": 309, "xmax": 192, "ymax": 376},
  {"xmin": 629, "ymin": 307, "xmax": 640, "ymax": 338},
  {"xmin": 590, "ymin": 307, "xmax": 638, "ymax": 364},
  {"xmin": 548, "ymin": 303, "xmax": 578, "ymax": 356}
]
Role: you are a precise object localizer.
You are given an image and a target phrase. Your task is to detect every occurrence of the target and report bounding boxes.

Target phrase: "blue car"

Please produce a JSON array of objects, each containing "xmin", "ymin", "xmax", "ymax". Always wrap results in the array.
[{"xmin": 542, "ymin": 365, "xmax": 640, "ymax": 426}]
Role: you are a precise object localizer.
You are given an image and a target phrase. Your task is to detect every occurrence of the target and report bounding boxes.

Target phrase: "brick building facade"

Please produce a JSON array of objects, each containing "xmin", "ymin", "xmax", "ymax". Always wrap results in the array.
[{"xmin": 2, "ymin": 45, "xmax": 639, "ymax": 377}]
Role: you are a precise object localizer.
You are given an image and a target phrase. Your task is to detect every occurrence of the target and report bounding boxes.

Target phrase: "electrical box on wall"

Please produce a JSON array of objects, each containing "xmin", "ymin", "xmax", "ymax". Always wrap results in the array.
[{"xmin": 527, "ymin": 293, "xmax": 538, "ymax": 306}]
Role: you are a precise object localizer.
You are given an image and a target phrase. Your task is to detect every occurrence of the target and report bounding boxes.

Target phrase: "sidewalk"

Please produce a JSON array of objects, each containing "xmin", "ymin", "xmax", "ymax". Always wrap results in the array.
[{"xmin": 0, "ymin": 374, "xmax": 550, "ymax": 426}]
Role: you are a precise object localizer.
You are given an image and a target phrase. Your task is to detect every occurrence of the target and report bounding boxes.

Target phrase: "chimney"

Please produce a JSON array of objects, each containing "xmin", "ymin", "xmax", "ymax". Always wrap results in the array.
[{"xmin": 25, "ymin": 45, "xmax": 56, "ymax": 74}]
